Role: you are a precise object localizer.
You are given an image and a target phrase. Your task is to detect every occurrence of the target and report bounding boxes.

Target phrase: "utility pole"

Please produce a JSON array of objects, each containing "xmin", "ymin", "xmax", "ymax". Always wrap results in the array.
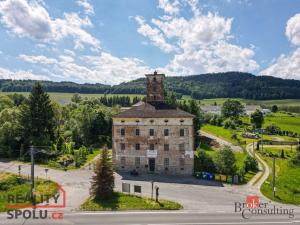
[
  {"xmin": 30, "ymin": 145, "xmax": 35, "ymax": 204},
  {"xmin": 272, "ymin": 157, "xmax": 276, "ymax": 197}
]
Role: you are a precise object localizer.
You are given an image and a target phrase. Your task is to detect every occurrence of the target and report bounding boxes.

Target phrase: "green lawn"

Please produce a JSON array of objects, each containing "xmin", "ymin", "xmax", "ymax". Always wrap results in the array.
[
  {"xmin": 197, "ymin": 98, "xmax": 300, "ymax": 107},
  {"xmin": 260, "ymin": 155, "xmax": 300, "ymax": 205},
  {"xmin": 263, "ymin": 113, "xmax": 300, "ymax": 134},
  {"xmin": 0, "ymin": 92, "xmax": 144, "ymax": 105},
  {"xmin": 201, "ymin": 124, "xmax": 238, "ymax": 144},
  {"xmin": 0, "ymin": 172, "xmax": 58, "ymax": 212},
  {"xmin": 80, "ymin": 192, "xmax": 182, "ymax": 211}
]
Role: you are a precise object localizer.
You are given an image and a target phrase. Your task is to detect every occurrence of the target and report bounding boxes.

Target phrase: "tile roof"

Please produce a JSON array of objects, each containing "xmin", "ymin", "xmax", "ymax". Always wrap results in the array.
[{"xmin": 113, "ymin": 101, "xmax": 195, "ymax": 118}]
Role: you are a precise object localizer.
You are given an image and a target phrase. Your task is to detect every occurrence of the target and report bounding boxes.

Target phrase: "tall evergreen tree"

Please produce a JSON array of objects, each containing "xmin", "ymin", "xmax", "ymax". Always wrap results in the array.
[
  {"xmin": 20, "ymin": 82, "xmax": 56, "ymax": 146},
  {"xmin": 90, "ymin": 146, "xmax": 114, "ymax": 200}
]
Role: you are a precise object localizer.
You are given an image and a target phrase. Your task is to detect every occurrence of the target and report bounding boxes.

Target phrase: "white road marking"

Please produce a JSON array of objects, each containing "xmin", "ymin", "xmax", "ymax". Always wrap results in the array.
[{"xmin": 148, "ymin": 221, "xmax": 297, "ymax": 225}]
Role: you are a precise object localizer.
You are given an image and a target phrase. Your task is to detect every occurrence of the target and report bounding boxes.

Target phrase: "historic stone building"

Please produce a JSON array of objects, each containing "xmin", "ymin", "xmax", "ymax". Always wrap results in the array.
[{"xmin": 112, "ymin": 72, "xmax": 194, "ymax": 175}]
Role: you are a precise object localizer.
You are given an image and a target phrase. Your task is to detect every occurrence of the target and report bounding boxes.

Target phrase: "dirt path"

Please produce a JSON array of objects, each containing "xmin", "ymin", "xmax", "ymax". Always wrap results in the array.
[{"xmin": 201, "ymin": 130, "xmax": 243, "ymax": 152}]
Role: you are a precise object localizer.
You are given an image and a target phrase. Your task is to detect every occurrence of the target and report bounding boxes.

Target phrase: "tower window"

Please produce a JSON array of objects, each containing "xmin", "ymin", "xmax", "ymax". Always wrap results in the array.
[
  {"xmin": 135, "ymin": 157, "xmax": 140, "ymax": 167},
  {"xmin": 180, "ymin": 128, "xmax": 185, "ymax": 137},
  {"xmin": 121, "ymin": 128, "xmax": 125, "ymax": 136},
  {"xmin": 135, "ymin": 129, "xmax": 140, "ymax": 136},
  {"xmin": 149, "ymin": 144, "xmax": 155, "ymax": 150},
  {"xmin": 164, "ymin": 144, "xmax": 169, "ymax": 151},
  {"xmin": 164, "ymin": 129, "xmax": 169, "ymax": 136},
  {"xmin": 135, "ymin": 143, "xmax": 140, "ymax": 150},
  {"xmin": 121, "ymin": 143, "xmax": 125, "ymax": 151},
  {"xmin": 149, "ymin": 129, "xmax": 154, "ymax": 136}
]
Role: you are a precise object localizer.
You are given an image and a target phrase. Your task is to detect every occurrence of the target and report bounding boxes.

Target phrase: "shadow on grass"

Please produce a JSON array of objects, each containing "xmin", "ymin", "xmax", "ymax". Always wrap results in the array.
[{"xmin": 91, "ymin": 192, "xmax": 121, "ymax": 210}]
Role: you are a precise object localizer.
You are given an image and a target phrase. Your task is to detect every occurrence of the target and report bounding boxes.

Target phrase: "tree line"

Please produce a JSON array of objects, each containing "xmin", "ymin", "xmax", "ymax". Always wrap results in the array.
[{"xmin": 2, "ymin": 72, "xmax": 300, "ymax": 100}]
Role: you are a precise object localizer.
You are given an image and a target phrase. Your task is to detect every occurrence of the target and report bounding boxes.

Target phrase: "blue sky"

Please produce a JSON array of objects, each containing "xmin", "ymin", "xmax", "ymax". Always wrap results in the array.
[{"xmin": 0, "ymin": 0, "xmax": 299, "ymax": 84}]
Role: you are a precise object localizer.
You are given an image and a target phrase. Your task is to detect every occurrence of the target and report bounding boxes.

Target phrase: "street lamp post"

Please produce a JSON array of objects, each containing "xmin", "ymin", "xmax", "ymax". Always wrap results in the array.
[
  {"xmin": 45, "ymin": 168, "xmax": 49, "ymax": 180},
  {"xmin": 18, "ymin": 165, "xmax": 21, "ymax": 177},
  {"xmin": 30, "ymin": 146, "xmax": 35, "ymax": 202},
  {"xmin": 272, "ymin": 157, "xmax": 276, "ymax": 197}
]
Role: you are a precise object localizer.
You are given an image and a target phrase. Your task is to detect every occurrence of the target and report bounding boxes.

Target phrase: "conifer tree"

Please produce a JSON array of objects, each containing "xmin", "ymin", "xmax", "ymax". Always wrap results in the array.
[{"xmin": 90, "ymin": 146, "xmax": 114, "ymax": 200}]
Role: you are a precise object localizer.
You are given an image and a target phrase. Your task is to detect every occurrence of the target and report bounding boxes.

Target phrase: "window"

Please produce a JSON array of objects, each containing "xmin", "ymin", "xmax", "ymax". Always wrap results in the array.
[
  {"xmin": 179, "ymin": 158, "xmax": 185, "ymax": 168},
  {"xmin": 121, "ymin": 128, "xmax": 125, "ymax": 136},
  {"xmin": 121, "ymin": 157, "xmax": 126, "ymax": 166},
  {"xmin": 149, "ymin": 129, "xmax": 154, "ymax": 136},
  {"xmin": 135, "ymin": 157, "xmax": 140, "ymax": 167},
  {"xmin": 135, "ymin": 143, "xmax": 140, "ymax": 150},
  {"xmin": 135, "ymin": 129, "xmax": 140, "ymax": 136},
  {"xmin": 180, "ymin": 128, "xmax": 185, "ymax": 137},
  {"xmin": 164, "ymin": 144, "xmax": 169, "ymax": 151},
  {"xmin": 164, "ymin": 129, "xmax": 169, "ymax": 136},
  {"xmin": 179, "ymin": 143, "xmax": 185, "ymax": 152},
  {"xmin": 164, "ymin": 158, "xmax": 169, "ymax": 168},
  {"xmin": 121, "ymin": 143, "xmax": 125, "ymax": 151},
  {"xmin": 149, "ymin": 144, "xmax": 155, "ymax": 150}
]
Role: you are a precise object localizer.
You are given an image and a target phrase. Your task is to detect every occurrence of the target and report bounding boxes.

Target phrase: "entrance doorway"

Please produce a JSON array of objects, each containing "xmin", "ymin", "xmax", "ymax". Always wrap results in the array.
[{"xmin": 148, "ymin": 158, "xmax": 155, "ymax": 172}]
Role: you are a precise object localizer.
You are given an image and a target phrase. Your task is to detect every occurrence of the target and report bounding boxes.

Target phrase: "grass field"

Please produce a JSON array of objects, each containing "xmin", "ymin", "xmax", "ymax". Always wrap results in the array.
[
  {"xmin": 0, "ymin": 92, "xmax": 144, "ymax": 105},
  {"xmin": 196, "ymin": 98, "xmax": 300, "ymax": 107},
  {"xmin": 80, "ymin": 192, "xmax": 182, "ymax": 211},
  {"xmin": 0, "ymin": 172, "xmax": 58, "ymax": 212},
  {"xmin": 202, "ymin": 112, "xmax": 300, "ymax": 148},
  {"xmin": 260, "ymin": 150, "xmax": 300, "ymax": 205}
]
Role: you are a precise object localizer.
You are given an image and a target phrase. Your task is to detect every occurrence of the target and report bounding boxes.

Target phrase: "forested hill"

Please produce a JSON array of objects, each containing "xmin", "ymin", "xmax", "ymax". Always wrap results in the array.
[{"xmin": 1, "ymin": 72, "xmax": 300, "ymax": 100}]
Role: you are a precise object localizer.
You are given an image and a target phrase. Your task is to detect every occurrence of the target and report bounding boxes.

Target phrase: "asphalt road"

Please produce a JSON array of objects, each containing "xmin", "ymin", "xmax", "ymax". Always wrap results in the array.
[{"xmin": 1, "ymin": 211, "xmax": 300, "ymax": 225}]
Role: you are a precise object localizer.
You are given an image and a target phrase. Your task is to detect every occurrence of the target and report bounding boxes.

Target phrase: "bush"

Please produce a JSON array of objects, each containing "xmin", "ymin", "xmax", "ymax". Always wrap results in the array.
[
  {"xmin": 194, "ymin": 149, "xmax": 216, "ymax": 173},
  {"xmin": 57, "ymin": 154, "xmax": 74, "ymax": 167},
  {"xmin": 214, "ymin": 146, "xmax": 237, "ymax": 175},
  {"xmin": 244, "ymin": 155, "xmax": 258, "ymax": 172},
  {"xmin": 224, "ymin": 118, "xmax": 236, "ymax": 129}
]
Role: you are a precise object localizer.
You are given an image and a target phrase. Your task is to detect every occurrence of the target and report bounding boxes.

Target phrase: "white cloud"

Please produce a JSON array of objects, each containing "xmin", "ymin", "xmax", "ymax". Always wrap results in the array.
[
  {"xmin": 286, "ymin": 13, "xmax": 300, "ymax": 46},
  {"xmin": 260, "ymin": 48, "xmax": 300, "ymax": 80},
  {"xmin": 0, "ymin": 67, "xmax": 49, "ymax": 80},
  {"xmin": 261, "ymin": 13, "xmax": 300, "ymax": 80},
  {"xmin": 18, "ymin": 53, "xmax": 152, "ymax": 84},
  {"xmin": 135, "ymin": 0, "xmax": 259, "ymax": 76},
  {"xmin": 19, "ymin": 54, "xmax": 57, "ymax": 64},
  {"xmin": 76, "ymin": 0, "xmax": 94, "ymax": 16},
  {"xmin": 0, "ymin": 0, "xmax": 100, "ymax": 50},
  {"xmin": 135, "ymin": 16, "xmax": 177, "ymax": 53},
  {"xmin": 158, "ymin": 0, "xmax": 180, "ymax": 15}
]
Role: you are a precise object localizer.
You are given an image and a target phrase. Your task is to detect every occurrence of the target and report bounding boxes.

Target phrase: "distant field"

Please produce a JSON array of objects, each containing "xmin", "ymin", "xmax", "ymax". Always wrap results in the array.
[
  {"xmin": 2, "ymin": 92, "xmax": 300, "ymax": 107},
  {"xmin": 0, "ymin": 92, "xmax": 144, "ymax": 104},
  {"xmin": 197, "ymin": 98, "xmax": 300, "ymax": 107}
]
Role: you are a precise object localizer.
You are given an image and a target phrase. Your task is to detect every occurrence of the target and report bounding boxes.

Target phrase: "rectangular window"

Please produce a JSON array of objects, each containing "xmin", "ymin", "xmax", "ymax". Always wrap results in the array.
[
  {"xmin": 179, "ymin": 158, "xmax": 185, "ymax": 168},
  {"xmin": 121, "ymin": 157, "xmax": 126, "ymax": 166},
  {"xmin": 149, "ymin": 129, "xmax": 154, "ymax": 136},
  {"xmin": 121, "ymin": 128, "xmax": 125, "ymax": 136},
  {"xmin": 149, "ymin": 144, "xmax": 155, "ymax": 150},
  {"xmin": 179, "ymin": 143, "xmax": 185, "ymax": 152},
  {"xmin": 164, "ymin": 144, "xmax": 169, "ymax": 151},
  {"xmin": 135, "ymin": 129, "xmax": 140, "ymax": 136},
  {"xmin": 121, "ymin": 143, "xmax": 125, "ymax": 150},
  {"xmin": 164, "ymin": 129, "xmax": 169, "ymax": 136},
  {"xmin": 135, "ymin": 157, "xmax": 140, "ymax": 167},
  {"xmin": 164, "ymin": 158, "xmax": 169, "ymax": 168},
  {"xmin": 180, "ymin": 128, "xmax": 185, "ymax": 137},
  {"xmin": 135, "ymin": 143, "xmax": 140, "ymax": 150}
]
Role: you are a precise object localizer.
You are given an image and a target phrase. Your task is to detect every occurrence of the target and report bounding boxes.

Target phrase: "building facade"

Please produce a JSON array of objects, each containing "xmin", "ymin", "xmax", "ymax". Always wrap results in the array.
[{"xmin": 112, "ymin": 72, "xmax": 194, "ymax": 175}]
